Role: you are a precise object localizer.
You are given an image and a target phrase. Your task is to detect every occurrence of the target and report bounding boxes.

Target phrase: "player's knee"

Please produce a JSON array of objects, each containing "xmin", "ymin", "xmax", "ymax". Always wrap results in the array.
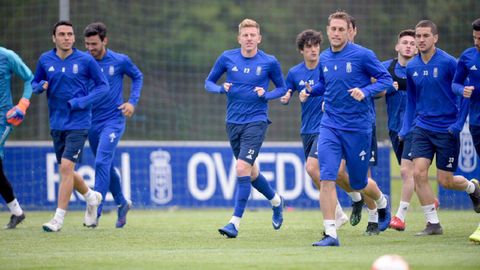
[
  {"xmin": 437, "ymin": 174, "xmax": 454, "ymax": 189},
  {"xmin": 400, "ymin": 165, "xmax": 412, "ymax": 179}
]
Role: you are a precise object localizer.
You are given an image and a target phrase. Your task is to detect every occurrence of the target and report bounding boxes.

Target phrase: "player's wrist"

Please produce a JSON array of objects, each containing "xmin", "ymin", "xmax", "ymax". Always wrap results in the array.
[{"xmin": 17, "ymin": 98, "xmax": 30, "ymax": 112}]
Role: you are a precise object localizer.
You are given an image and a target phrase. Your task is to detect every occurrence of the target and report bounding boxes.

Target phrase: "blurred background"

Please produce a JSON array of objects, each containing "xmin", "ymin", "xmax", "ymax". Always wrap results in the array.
[{"xmin": 1, "ymin": 0, "xmax": 479, "ymax": 142}]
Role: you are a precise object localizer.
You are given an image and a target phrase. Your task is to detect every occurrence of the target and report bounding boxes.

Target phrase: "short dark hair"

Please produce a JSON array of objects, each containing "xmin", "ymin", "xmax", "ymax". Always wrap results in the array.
[
  {"xmin": 348, "ymin": 15, "xmax": 356, "ymax": 30},
  {"xmin": 415, "ymin": 20, "xmax": 438, "ymax": 35},
  {"xmin": 52, "ymin": 20, "xmax": 73, "ymax": 35},
  {"xmin": 84, "ymin": 22, "xmax": 108, "ymax": 41},
  {"xmin": 472, "ymin": 18, "xmax": 480, "ymax": 31},
  {"xmin": 296, "ymin": 29, "xmax": 323, "ymax": 51},
  {"xmin": 398, "ymin": 29, "xmax": 415, "ymax": 40},
  {"xmin": 327, "ymin": 10, "xmax": 351, "ymax": 28}
]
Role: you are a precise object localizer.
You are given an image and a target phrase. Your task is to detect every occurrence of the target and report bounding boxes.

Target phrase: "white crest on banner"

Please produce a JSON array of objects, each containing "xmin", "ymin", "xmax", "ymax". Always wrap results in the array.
[
  {"xmin": 150, "ymin": 149, "xmax": 173, "ymax": 204},
  {"xmin": 459, "ymin": 116, "xmax": 477, "ymax": 172}
]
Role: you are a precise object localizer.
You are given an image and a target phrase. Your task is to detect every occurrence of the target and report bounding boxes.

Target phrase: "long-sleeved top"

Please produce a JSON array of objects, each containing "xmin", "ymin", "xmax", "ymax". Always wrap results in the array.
[
  {"xmin": 204, "ymin": 48, "xmax": 286, "ymax": 124},
  {"xmin": 399, "ymin": 48, "xmax": 464, "ymax": 137},
  {"xmin": 32, "ymin": 48, "xmax": 108, "ymax": 130},
  {"xmin": 91, "ymin": 49, "xmax": 143, "ymax": 125},
  {"xmin": 0, "ymin": 47, "xmax": 33, "ymax": 113},
  {"xmin": 310, "ymin": 42, "xmax": 393, "ymax": 132},
  {"xmin": 452, "ymin": 47, "xmax": 480, "ymax": 127},
  {"xmin": 285, "ymin": 62, "xmax": 323, "ymax": 135},
  {"xmin": 382, "ymin": 58, "xmax": 408, "ymax": 133}
]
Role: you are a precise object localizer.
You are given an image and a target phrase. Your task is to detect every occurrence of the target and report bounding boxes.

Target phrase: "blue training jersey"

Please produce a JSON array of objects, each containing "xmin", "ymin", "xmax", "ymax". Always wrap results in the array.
[
  {"xmin": 204, "ymin": 48, "xmax": 286, "ymax": 124},
  {"xmin": 285, "ymin": 62, "xmax": 323, "ymax": 135},
  {"xmin": 400, "ymin": 48, "xmax": 462, "ymax": 136},
  {"xmin": 32, "ymin": 48, "xmax": 108, "ymax": 130},
  {"xmin": 452, "ymin": 47, "xmax": 480, "ymax": 126},
  {"xmin": 91, "ymin": 49, "xmax": 143, "ymax": 125},
  {"xmin": 0, "ymin": 47, "xmax": 33, "ymax": 113},
  {"xmin": 382, "ymin": 59, "xmax": 407, "ymax": 132},
  {"xmin": 311, "ymin": 42, "xmax": 393, "ymax": 132}
]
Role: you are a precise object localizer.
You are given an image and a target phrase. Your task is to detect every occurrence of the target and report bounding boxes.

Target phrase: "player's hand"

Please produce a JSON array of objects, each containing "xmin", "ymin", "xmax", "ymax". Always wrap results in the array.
[
  {"xmin": 118, "ymin": 102, "xmax": 135, "ymax": 117},
  {"xmin": 42, "ymin": 81, "xmax": 48, "ymax": 90},
  {"xmin": 280, "ymin": 90, "xmax": 292, "ymax": 104},
  {"xmin": 223, "ymin": 82, "xmax": 232, "ymax": 92},
  {"xmin": 305, "ymin": 82, "xmax": 312, "ymax": 93},
  {"xmin": 299, "ymin": 89, "xmax": 310, "ymax": 103},
  {"xmin": 348, "ymin": 88, "xmax": 365, "ymax": 101},
  {"xmin": 254, "ymin": 87, "xmax": 265, "ymax": 97},
  {"xmin": 463, "ymin": 86, "xmax": 474, "ymax": 98},
  {"xmin": 393, "ymin": 81, "xmax": 399, "ymax": 91},
  {"xmin": 6, "ymin": 98, "xmax": 30, "ymax": 126}
]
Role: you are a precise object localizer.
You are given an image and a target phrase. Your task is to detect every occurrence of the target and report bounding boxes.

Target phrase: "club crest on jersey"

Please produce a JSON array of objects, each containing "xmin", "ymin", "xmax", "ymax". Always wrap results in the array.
[
  {"xmin": 109, "ymin": 65, "xmax": 115, "ymax": 76},
  {"xmin": 73, "ymin": 64, "xmax": 78, "ymax": 74},
  {"xmin": 256, "ymin": 66, "xmax": 262, "ymax": 76},
  {"xmin": 346, "ymin": 62, "xmax": 352, "ymax": 73},
  {"xmin": 61, "ymin": 67, "xmax": 65, "ymax": 73},
  {"xmin": 433, "ymin": 67, "xmax": 438, "ymax": 78}
]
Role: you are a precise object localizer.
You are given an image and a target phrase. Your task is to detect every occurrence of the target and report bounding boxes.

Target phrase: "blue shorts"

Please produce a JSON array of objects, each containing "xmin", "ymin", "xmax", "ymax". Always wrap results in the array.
[
  {"xmin": 50, "ymin": 129, "xmax": 89, "ymax": 163},
  {"xmin": 411, "ymin": 126, "xmax": 459, "ymax": 171},
  {"xmin": 301, "ymin": 133, "xmax": 318, "ymax": 159},
  {"xmin": 369, "ymin": 125, "xmax": 378, "ymax": 166},
  {"xmin": 226, "ymin": 121, "xmax": 267, "ymax": 165},
  {"xmin": 401, "ymin": 132, "xmax": 413, "ymax": 161},
  {"xmin": 317, "ymin": 126, "xmax": 371, "ymax": 190},
  {"xmin": 389, "ymin": 130, "xmax": 403, "ymax": 165},
  {"xmin": 470, "ymin": 124, "xmax": 480, "ymax": 156}
]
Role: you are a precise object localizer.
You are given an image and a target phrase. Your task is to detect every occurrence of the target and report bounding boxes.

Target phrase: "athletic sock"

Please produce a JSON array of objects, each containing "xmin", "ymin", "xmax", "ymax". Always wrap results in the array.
[
  {"xmin": 465, "ymin": 180, "xmax": 475, "ymax": 194},
  {"xmin": 324, "ymin": 220, "xmax": 337, "ymax": 238},
  {"xmin": 396, "ymin": 201, "xmax": 410, "ymax": 221},
  {"xmin": 251, "ymin": 173, "xmax": 275, "ymax": 200},
  {"xmin": 270, "ymin": 194, "xmax": 281, "ymax": 207},
  {"xmin": 376, "ymin": 194, "xmax": 387, "ymax": 209},
  {"xmin": 233, "ymin": 176, "xmax": 251, "ymax": 218},
  {"xmin": 229, "ymin": 216, "xmax": 241, "ymax": 230},
  {"xmin": 367, "ymin": 208, "xmax": 379, "ymax": 223},
  {"xmin": 335, "ymin": 200, "xmax": 344, "ymax": 218},
  {"xmin": 422, "ymin": 204, "xmax": 439, "ymax": 224},
  {"xmin": 348, "ymin": 192, "xmax": 362, "ymax": 202},
  {"xmin": 54, "ymin": 208, "xmax": 66, "ymax": 224},
  {"xmin": 7, "ymin": 199, "xmax": 23, "ymax": 216}
]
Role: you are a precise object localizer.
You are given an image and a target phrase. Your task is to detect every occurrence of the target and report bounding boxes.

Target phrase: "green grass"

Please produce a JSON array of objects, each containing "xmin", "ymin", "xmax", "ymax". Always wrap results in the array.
[{"xmin": 1, "ymin": 209, "xmax": 479, "ymax": 270}]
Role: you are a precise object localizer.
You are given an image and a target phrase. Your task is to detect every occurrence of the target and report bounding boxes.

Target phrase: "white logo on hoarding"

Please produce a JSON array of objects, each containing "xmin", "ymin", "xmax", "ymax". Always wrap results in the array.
[
  {"xmin": 150, "ymin": 149, "xmax": 173, "ymax": 204},
  {"xmin": 459, "ymin": 116, "xmax": 477, "ymax": 173}
]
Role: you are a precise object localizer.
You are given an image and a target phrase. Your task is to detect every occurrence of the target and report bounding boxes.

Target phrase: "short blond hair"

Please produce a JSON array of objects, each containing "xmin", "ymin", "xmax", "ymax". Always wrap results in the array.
[{"xmin": 238, "ymin": 18, "xmax": 260, "ymax": 34}]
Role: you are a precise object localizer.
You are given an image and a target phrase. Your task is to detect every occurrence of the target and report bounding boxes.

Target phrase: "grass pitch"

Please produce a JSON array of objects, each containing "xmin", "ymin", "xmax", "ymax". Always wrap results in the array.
[{"xmin": 1, "ymin": 207, "xmax": 479, "ymax": 270}]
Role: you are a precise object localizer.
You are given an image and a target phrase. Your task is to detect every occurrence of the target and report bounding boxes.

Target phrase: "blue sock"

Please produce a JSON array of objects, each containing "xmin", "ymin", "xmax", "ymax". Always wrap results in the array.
[
  {"xmin": 251, "ymin": 173, "xmax": 275, "ymax": 200},
  {"xmin": 109, "ymin": 166, "xmax": 127, "ymax": 206},
  {"xmin": 233, "ymin": 176, "xmax": 252, "ymax": 218}
]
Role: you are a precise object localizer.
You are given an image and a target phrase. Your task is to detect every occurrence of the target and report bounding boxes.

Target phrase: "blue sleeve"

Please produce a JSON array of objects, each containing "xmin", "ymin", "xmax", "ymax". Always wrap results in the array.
[
  {"xmin": 361, "ymin": 50, "xmax": 393, "ymax": 98},
  {"xmin": 263, "ymin": 59, "xmax": 287, "ymax": 100},
  {"xmin": 452, "ymin": 55, "xmax": 469, "ymax": 96},
  {"xmin": 309, "ymin": 69, "xmax": 326, "ymax": 97},
  {"xmin": 204, "ymin": 55, "xmax": 227, "ymax": 94},
  {"xmin": 32, "ymin": 58, "xmax": 47, "ymax": 94},
  {"xmin": 68, "ymin": 58, "xmax": 109, "ymax": 110},
  {"xmin": 399, "ymin": 71, "xmax": 416, "ymax": 138},
  {"xmin": 123, "ymin": 55, "xmax": 143, "ymax": 106},
  {"xmin": 8, "ymin": 50, "xmax": 33, "ymax": 99},
  {"xmin": 449, "ymin": 99, "xmax": 470, "ymax": 134},
  {"xmin": 285, "ymin": 71, "xmax": 296, "ymax": 92}
]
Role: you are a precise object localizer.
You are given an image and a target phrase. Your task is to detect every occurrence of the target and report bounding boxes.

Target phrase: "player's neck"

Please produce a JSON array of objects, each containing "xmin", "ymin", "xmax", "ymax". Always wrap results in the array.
[
  {"xmin": 56, "ymin": 48, "xmax": 73, "ymax": 60},
  {"xmin": 421, "ymin": 47, "xmax": 436, "ymax": 63},
  {"xmin": 305, "ymin": 59, "xmax": 318, "ymax": 69},
  {"xmin": 241, "ymin": 48, "xmax": 258, "ymax": 58},
  {"xmin": 96, "ymin": 49, "xmax": 107, "ymax": 60},
  {"xmin": 397, "ymin": 55, "xmax": 413, "ymax": 67}
]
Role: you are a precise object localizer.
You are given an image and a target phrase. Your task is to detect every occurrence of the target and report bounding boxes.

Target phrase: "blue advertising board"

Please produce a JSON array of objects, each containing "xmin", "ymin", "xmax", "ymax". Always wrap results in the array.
[{"xmin": 2, "ymin": 141, "xmax": 390, "ymax": 210}]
